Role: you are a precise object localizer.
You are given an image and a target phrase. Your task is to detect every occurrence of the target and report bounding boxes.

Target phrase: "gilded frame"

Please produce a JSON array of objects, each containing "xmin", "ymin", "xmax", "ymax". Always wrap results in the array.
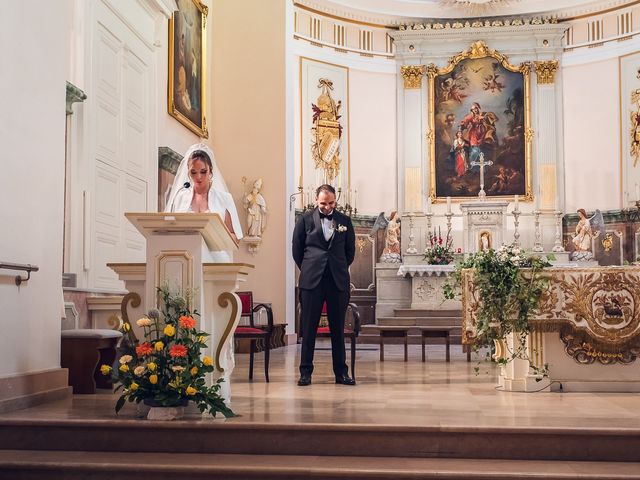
[
  {"xmin": 427, "ymin": 41, "xmax": 533, "ymax": 202},
  {"xmin": 168, "ymin": 0, "xmax": 208, "ymax": 138}
]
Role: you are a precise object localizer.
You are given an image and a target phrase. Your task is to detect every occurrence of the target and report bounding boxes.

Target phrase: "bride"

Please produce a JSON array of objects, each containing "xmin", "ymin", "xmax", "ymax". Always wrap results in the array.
[{"xmin": 165, "ymin": 144, "xmax": 243, "ymax": 258}]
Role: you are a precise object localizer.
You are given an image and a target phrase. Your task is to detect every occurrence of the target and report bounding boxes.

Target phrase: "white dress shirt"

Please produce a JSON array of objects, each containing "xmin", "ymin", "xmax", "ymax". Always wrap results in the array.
[{"xmin": 321, "ymin": 211, "xmax": 335, "ymax": 241}]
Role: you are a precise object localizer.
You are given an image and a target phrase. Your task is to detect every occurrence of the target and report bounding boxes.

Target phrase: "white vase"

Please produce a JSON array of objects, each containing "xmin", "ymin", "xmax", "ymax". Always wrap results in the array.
[{"xmin": 147, "ymin": 405, "xmax": 185, "ymax": 421}]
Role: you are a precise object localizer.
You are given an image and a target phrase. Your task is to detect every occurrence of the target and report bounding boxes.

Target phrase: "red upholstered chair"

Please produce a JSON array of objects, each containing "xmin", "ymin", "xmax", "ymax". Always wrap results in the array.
[
  {"xmin": 299, "ymin": 301, "xmax": 361, "ymax": 379},
  {"xmin": 233, "ymin": 291, "xmax": 274, "ymax": 382}
]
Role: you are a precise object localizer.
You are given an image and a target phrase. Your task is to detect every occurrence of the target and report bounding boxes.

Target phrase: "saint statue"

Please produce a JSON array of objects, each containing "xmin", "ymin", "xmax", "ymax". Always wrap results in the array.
[{"xmin": 243, "ymin": 178, "xmax": 267, "ymax": 238}]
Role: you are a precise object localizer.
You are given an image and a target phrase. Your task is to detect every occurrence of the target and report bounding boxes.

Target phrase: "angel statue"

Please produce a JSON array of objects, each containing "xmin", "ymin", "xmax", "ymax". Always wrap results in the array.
[
  {"xmin": 369, "ymin": 211, "xmax": 401, "ymax": 263},
  {"xmin": 570, "ymin": 208, "xmax": 604, "ymax": 261}
]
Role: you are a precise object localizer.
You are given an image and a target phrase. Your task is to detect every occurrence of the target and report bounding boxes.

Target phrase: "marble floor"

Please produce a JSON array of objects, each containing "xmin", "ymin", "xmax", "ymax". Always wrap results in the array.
[{"xmin": 2, "ymin": 342, "xmax": 640, "ymax": 430}]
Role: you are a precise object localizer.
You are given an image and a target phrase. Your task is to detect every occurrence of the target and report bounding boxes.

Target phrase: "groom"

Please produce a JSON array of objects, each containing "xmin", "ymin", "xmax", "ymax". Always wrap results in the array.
[{"xmin": 292, "ymin": 184, "xmax": 356, "ymax": 386}]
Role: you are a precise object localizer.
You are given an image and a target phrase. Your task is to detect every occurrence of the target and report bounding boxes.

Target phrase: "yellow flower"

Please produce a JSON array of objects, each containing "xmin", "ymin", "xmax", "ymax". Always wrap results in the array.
[
  {"xmin": 130, "ymin": 382, "xmax": 139, "ymax": 391},
  {"xmin": 119, "ymin": 355, "xmax": 133, "ymax": 364},
  {"xmin": 190, "ymin": 366, "xmax": 198, "ymax": 376},
  {"xmin": 147, "ymin": 362, "xmax": 157, "ymax": 372},
  {"xmin": 119, "ymin": 364, "xmax": 129, "ymax": 373},
  {"xmin": 164, "ymin": 325, "xmax": 176, "ymax": 337},
  {"xmin": 122, "ymin": 323, "xmax": 131, "ymax": 332},
  {"xmin": 149, "ymin": 374, "xmax": 158, "ymax": 385},
  {"xmin": 100, "ymin": 365, "xmax": 112, "ymax": 375},
  {"xmin": 186, "ymin": 386, "xmax": 197, "ymax": 396},
  {"xmin": 198, "ymin": 335, "xmax": 206, "ymax": 344},
  {"xmin": 154, "ymin": 341, "xmax": 164, "ymax": 351},
  {"xmin": 203, "ymin": 356, "xmax": 213, "ymax": 366}
]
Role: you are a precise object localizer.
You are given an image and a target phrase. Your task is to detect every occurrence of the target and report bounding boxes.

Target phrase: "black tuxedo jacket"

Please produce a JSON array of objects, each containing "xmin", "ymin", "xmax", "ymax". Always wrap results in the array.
[{"xmin": 292, "ymin": 208, "xmax": 356, "ymax": 291}]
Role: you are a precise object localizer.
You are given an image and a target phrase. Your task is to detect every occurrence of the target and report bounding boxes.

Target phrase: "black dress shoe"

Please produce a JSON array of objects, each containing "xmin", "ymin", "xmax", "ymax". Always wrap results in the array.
[
  {"xmin": 297, "ymin": 375, "xmax": 311, "ymax": 386},
  {"xmin": 335, "ymin": 375, "xmax": 356, "ymax": 386}
]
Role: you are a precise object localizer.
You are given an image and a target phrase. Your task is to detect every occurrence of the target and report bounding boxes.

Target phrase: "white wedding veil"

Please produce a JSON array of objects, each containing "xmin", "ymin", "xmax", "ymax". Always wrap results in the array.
[{"xmin": 164, "ymin": 143, "xmax": 230, "ymax": 212}]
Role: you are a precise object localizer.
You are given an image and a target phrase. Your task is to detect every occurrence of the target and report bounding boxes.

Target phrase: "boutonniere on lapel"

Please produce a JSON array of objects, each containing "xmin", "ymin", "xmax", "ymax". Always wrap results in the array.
[{"xmin": 336, "ymin": 224, "xmax": 348, "ymax": 233}]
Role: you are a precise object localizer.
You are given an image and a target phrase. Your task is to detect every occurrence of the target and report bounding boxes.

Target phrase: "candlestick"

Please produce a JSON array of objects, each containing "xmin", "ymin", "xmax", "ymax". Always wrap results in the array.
[
  {"xmin": 636, "ymin": 183, "xmax": 639, "ymax": 202},
  {"xmin": 446, "ymin": 196, "xmax": 451, "ymax": 214},
  {"xmin": 532, "ymin": 210, "xmax": 544, "ymax": 252},
  {"xmin": 552, "ymin": 211, "xmax": 565, "ymax": 252},
  {"xmin": 406, "ymin": 214, "xmax": 418, "ymax": 254}
]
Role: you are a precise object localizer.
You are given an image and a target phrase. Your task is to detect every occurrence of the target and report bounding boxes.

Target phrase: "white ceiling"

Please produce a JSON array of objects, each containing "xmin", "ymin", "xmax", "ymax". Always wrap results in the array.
[{"xmin": 297, "ymin": 0, "xmax": 634, "ymax": 23}]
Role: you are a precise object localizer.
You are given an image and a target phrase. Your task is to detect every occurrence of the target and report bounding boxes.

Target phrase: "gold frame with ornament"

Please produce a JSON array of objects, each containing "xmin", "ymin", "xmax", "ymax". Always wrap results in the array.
[
  {"xmin": 168, "ymin": 0, "xmax": 208, "ymax": 138},
  {"xmin": 427, "ymin": 41, "xmax": 533, "ymax": 202}
]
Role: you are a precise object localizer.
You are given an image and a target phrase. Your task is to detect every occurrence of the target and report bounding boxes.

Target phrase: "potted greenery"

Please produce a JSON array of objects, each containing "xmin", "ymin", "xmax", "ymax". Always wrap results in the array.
[
  {"xmin": 444, "ymin": 244, "xmax": 551, "ymax": 377},
  {"xmin": 101, "ymin": 287, "xmax": 234, "ymax": 420}
]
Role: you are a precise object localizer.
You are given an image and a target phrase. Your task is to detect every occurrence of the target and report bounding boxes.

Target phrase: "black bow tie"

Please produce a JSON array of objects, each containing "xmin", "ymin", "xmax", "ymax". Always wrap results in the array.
[{"xmin": 319, "ymin": 212, "xmax": 333, "ymax": 221}]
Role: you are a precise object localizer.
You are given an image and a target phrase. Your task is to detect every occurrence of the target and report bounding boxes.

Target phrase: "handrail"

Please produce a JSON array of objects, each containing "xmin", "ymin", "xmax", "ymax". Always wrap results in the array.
[{"xmin": 0, "ymin": 261, "xmax": 39, "ymax": 286}]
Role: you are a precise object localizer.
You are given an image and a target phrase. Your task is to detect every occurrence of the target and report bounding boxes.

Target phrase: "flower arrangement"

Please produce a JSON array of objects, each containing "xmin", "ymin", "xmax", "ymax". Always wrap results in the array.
[
  {"xmin": 443, "ymin": 244, "xmax": 551, "ymax": 376},
  {"xmin": 423, "ymin": 227, "xmax": 455, "ymax": 265},
  {"xmin": 101, "ymin": 287, "xmax": 234, "ymax": 417}
]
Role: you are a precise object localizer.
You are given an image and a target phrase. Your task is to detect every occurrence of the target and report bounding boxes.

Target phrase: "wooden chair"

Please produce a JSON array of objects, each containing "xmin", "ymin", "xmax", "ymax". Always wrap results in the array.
[
  {"xmin": 298, "ymin": 302, "xmax": 361, "ymax": 379},
  {"xmin": 233, "ymin": 291, "xmax": 274, "ymax": 382}
]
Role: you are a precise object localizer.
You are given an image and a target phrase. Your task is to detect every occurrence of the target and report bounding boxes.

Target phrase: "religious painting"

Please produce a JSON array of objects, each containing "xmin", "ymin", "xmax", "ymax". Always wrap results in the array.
[
  {"xmin": 619, "ymin": 51, "xmax": 640, "ymax": 207},
  {"xmin": 168, "ymin": 0, "xmax": 208, "ymax": 138},
  {"xmin": 300, "ymin": 57, "xmax": 350, "ymax": 203},
  {"xmin": 428, "ymin": 41, "xmax": 532, "ymax": 201}
]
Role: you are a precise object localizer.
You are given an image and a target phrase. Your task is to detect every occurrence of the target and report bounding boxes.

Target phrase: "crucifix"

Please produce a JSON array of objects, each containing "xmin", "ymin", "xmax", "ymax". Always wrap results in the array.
[{"xmin": 469, "ymin": 152, "xmax": 493, "ymax": 200}]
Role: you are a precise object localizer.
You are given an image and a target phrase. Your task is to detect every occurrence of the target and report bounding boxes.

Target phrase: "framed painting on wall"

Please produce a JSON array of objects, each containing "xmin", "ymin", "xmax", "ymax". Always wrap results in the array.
[
  {"xmin": 427, "ymin": 41, "xmax": 532, "ymax": 201},
  {"xmin": 168, "ymin": 0, "xmax": 208, "ymax": 138},
  {"xmin": 300, "ymin": 57, "xmax": 350, "ymax": 205}
]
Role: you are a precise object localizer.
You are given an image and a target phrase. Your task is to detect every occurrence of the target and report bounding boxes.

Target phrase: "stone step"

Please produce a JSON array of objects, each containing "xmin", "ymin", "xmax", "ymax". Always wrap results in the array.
[
  {"xmin": 394, "ymin": 309, "xmax": 462, "ymax": 318},
  {"xmin": 2, "ymin": 450, "xmax": 639, "ymax": 480},
  {"xmin": 2, "ymin": 418, "xmax": 639, "ymax": 462},
  {"xmin": 377, "ymin": 317, "xmax": 461, "ymax": 326}
]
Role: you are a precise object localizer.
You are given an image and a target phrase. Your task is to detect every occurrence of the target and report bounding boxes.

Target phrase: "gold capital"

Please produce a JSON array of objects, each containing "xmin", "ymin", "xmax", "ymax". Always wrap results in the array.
[
  {"xmin": 534, "ymin": 60, "xmax": 559, "ymax": 85},
  {"xmin": 401, "ymin": 65, "xmax": 425, "ymax": 89}
]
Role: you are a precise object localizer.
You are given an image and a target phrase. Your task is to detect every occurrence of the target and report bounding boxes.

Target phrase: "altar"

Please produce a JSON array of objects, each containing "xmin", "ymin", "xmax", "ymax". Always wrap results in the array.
[{"xmin": 462, "ymin": 266, "xmax": 640, "ymax": 392}]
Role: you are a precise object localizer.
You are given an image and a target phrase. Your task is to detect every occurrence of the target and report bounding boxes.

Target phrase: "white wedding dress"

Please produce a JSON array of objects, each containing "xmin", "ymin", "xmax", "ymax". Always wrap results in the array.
[{"xmin": 164, "ymin": 144, "xmax": 243, "ymax": 262}]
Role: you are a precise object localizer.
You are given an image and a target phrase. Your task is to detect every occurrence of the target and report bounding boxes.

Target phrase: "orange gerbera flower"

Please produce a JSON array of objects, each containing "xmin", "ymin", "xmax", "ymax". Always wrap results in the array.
[
  {"xmin": 169, "ymin": 344, "xmax": 188, "ymax": 358},
  {"xmin": 136, "ymin": 342, "xmax": 153, "ymax": 357},
  {"xmin": 179, "ymin": 315, "xmax": 196, "ymax": 329}
]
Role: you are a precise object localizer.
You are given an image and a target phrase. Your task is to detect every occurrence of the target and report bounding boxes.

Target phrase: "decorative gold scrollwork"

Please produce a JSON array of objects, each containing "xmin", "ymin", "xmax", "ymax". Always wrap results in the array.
[
  {"xmin": 400, "ymin": 65, "xmax": 425, "ymax": 89},
  {"xmin": 120, "ymin": 292, "xmax": 141, "ymax": 344},
  {"xmin": 215, "ymin": 292, "xmax": 239, "ymax": 373},
  {"xmin": 534, "ymin": 60, "xmax": 559, "ymax": 85}
]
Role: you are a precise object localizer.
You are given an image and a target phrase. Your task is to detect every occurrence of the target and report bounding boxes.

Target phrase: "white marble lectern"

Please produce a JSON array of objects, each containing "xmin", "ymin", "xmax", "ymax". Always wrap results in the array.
[{"xmin": 108, "ymin": 212, "xmax": 254, "ymax": 404}]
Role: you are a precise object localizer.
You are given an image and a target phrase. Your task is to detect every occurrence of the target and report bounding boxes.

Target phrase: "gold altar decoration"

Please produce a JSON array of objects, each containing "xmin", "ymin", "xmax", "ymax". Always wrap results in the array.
[
  {"xmin": 534, "ymin": 60, "xmax": 559, "ymax": 85},
  {"xmin": 311, "ymin": 78, "xmax": 343, "ymax": 181},
  {"xmin": 400, "ymin": 65, "xmax": 425, "ymax": 89},
  {"xmin": 462, "ymin": 267, "xmax": 640, "ymax": 364},
  {"xmin": 427, "ymin": 40, "xmax": 533, "ymax": 201}
]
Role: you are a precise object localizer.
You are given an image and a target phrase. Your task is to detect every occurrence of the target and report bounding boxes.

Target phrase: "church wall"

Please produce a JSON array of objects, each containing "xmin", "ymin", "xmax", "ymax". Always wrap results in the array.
[
  {"xmin": 348, "ymin": 69, "xmax": 398, "ymax": 215},
  {"xmin": 0, "ymin": 1, "xmax": 70, "ymax": 377},
  {"xmin": 562, "ymin": 58, "xmax": 620, "ymax": 213},
  {"xmin": 290, "ymin": 51, "xmax": 398, "ymax": 215},
  {"xmin": 209, "ymin": 0, "xmax": 289, "ymax": 331}
]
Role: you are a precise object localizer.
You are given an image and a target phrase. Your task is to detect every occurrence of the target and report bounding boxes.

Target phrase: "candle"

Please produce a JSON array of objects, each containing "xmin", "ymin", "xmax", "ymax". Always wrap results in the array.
[
  {"xmin": 426, "ymin": 196, "xmax": 432, "ymax": 214},
  {"xmin": 446, "ymin": 196, "xmax": 451, "ymax": 214},
  {"xmin": 514, "ymin": 194, "xmax": 519, "ymax": 212},
  {"xmin": 636, "ymin": 183, "xmax": 640, "ymax": 202},
  {"xmin": 354, "ymin": 188, "xmax": 357, "ymax": 211}
]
